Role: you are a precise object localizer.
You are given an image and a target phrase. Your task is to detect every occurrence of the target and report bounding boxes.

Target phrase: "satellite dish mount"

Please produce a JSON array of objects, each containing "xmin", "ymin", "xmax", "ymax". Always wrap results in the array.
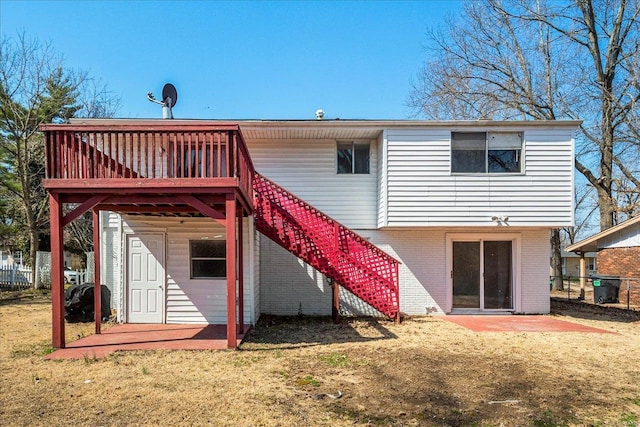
[{"xmin": 147, "ymin": 83, "xmax": 178, "ymax": 119}]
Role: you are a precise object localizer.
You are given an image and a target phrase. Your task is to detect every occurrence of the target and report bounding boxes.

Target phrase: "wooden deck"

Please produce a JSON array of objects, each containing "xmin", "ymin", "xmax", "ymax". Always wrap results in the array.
[
  {"xmin": 41, "ymin": 121, "xmax": 254, "ymax": 350},
  {"xmin": 44, "ymin": 324, "xmax": 251, "ymax": 360}
]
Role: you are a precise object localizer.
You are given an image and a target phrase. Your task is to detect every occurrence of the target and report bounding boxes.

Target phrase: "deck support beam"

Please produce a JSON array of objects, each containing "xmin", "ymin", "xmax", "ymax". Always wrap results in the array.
[
  {"xmin": 63, "ymin": 195, "xmax": 108, "ymax": 227},
  {"xmin": 93, "ymin": 209, "xmax": 102, "ymax": 334},
  {"xmin": 50, "ymin": 193, "xmax": 65, "ymax": 349},
  {"xmin": 237, "ymin": 207, "xmax": 244, "ymax": 335},
  {"xmin": 226, "ymin": 194, "xmax": 238, "ymax": 349},
  {"xmin": 176, "ymin": 194, "xmax": 226, "ymax": 225}
]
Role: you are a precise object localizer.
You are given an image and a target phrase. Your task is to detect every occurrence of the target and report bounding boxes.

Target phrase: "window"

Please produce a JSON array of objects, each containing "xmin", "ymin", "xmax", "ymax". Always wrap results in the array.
[
  {"xmin": 451, "ymin": 133, "xmax": 486, "ymax": 173},
  {"xmin": 190, "ymin": 240, "xmax": 226, "ymax": 279},
  {"xmin": 451, "ymin": 132, "xmax": 522, "ymax": 174},
  {"xmin": 337, "ymin": 141, "xmax": 370, "ymax": 174}
]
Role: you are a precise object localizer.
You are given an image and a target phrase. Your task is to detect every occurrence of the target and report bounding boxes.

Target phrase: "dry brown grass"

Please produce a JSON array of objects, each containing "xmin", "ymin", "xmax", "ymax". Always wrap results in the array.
[{"xmin": 1, "ymin": 291, "xmax": 639, "ymax": 427}]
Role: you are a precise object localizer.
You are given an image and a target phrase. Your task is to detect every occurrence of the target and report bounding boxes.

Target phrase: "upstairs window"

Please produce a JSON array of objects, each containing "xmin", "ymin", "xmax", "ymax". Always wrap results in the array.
[
  {"xmin": 337, "ymin": 141, "xmax": 370, "ymax": 174},
  {"xmin": 451, "ymin": 133, "xmax": 486, "ymax": 173},
  {"xmin": 190, "ymin": 240, "xmax": 226, "ymax": 279},
  {"xmin": 451, "ymin": 132, "xmax": 523, "ymax": 174}
]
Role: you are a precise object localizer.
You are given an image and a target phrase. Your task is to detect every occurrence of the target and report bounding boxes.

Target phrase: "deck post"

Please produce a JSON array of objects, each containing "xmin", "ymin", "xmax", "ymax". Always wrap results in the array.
[
  {"xmin": 237, "ymin": 207, "xmax": 244, "ymax": 334},
  {"xmin": 50, "ymin": 193, "xmax": 65, "ymax": 349},
  {"xmin": 395, "ymin": 263, "xmax": 401, "ymax": 324},
  {"xmin": 331, "ymin": 279, "xmax": 340, "ymax": 324},
  {"xmin": 92, "ymin": 208, "xmax": 102, "ymax": 334},
  {"xmin": 226, "ymin": 194, "xmax": 237, "ymax": 349}
]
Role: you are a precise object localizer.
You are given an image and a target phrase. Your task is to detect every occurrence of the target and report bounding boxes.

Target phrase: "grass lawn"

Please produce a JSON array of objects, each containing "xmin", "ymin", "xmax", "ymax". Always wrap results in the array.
[{"xmin": 1, "ymin": 291, "xmax": 639, "ymax": 426}]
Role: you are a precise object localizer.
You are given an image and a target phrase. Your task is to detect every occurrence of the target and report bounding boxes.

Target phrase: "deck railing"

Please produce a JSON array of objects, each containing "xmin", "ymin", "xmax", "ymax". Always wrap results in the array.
[{"xmin": 42, "ymin": 124, "xmax": 255, "ymax": 198}]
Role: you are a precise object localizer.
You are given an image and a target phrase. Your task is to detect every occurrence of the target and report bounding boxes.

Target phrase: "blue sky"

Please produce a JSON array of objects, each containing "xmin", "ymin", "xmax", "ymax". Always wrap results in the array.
[{"xmin": 1, "ymin": 1, "xmax": 463, "ymax": 120}]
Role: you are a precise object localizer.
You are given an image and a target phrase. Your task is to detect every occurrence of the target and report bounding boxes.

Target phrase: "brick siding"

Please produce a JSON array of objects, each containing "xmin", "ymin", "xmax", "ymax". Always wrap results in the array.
[{"xmin": 596, "ymin": 247, "xmax": 640, "ymax": 306}]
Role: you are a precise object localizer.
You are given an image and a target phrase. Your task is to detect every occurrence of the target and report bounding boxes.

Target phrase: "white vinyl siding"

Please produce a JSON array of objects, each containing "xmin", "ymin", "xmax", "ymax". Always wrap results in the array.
[
  {"xmin": 246, "ymin": 138, "xmax": 378, "ymax": 229},
  {"xmin": 165, "ymin": 232, "xmax": 226, "ymax": 324},
  {"xmin": 116, "ymin": 216, "xmax": 255, "ymax": 325},
  {"xmin": 253, "ymin": 227, "xmax": 261, "ymax": 322},
  {"xmin": 519, "ymin": 229, "xmax": 553, "ymax": 313},
  {"xmin": 382, "ymin": 128, "xmax": 575, "ymax": 227},
  {"xmin": 100, "ymin": 211, "xmax": 122, "ymax": 314},
  {"xmin": 377, "ymin": 133, "xmax": 388, "ymax": 228},
  {"xmin": 597, "ymin": 221, "xmax": 640, "ymax": 249}
]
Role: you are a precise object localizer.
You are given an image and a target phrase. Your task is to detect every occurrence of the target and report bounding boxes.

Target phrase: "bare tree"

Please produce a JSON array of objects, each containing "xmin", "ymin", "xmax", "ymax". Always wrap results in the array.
[
  {"xmin": 0, "ymin": 32, "xmax": 119, "ymax": 286},
  {"xmin": 408, "ymin": 0, "xmax": 639, "ymax": 291},
  {"xmin": 562, "ymin": 183, "xmax": 599, "ymax": 246},
  {"xmin": 64, "ymin": 211, "xmax": 94, "ymax": 255},
  {"xmin": 615, "ymin": 176, "xmax": 640, "ymax": 221}
]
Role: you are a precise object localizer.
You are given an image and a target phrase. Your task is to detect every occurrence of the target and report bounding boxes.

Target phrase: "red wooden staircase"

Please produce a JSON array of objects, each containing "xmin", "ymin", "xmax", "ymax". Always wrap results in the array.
[{"xmin": 253, "ymin": 172, "xmax": 400, "ymax": 320}]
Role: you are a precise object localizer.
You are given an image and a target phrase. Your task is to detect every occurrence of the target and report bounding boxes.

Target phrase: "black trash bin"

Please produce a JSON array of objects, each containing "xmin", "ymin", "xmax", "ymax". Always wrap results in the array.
[{"xmin": 591, "ymin": 275, "xmax": 621, "ymax": 304}]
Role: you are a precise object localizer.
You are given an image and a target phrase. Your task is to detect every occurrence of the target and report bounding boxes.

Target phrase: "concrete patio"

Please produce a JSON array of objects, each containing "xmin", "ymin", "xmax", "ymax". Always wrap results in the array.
[{"xmin": 438, "ymin": 315, "xmax": 616, "ymax": 333}]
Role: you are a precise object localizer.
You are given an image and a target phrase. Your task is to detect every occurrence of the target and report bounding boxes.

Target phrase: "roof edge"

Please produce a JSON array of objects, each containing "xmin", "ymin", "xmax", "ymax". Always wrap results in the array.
[
  {"xmin": 566, "ymin": 216, "xmax": 640, "ymax": 252},
  {"xmin": 67, "ymin": 118, "xmax": 583, "ymax": 128}
]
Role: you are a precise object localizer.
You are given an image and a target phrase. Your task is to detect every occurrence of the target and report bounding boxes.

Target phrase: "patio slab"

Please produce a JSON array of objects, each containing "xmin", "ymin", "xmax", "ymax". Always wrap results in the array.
[
  {"xmin": 44, "ymin": 323, "xmax": 250, "ymax": 360},
  {"xmin": 438, "ymin": 315, "xmax": 616, "ymax": 333}
]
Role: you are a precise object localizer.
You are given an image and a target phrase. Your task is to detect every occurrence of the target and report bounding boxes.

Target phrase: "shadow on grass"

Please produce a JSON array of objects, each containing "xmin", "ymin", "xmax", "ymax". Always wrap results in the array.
[
  {"xmin": 241, "ymin": 315, "xmax": 397, "ymax": 350},
  {"xmin": 551, "ymin": 298, "xmax": 640, "ymax": 323},
  {"xmin": 283, "ymin": 340, "xmax": 586, "ymax": 427},
  {"xmin": 0, "ymin": 290, "xmax": 51, "ymax": 306}
]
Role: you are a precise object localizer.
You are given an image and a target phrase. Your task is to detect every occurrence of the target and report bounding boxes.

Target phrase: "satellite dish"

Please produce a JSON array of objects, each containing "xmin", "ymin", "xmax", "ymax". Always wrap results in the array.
[
  {"xmin": 162, "ymin": 83, "xmax": 178, "ymax": 108},
  {"xmin": 147, "ymin": 83, "xmax": 177, "ymax": 119}
]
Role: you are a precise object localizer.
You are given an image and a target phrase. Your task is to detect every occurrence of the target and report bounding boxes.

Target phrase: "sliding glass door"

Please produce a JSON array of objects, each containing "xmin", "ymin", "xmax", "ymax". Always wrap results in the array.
[
  {"xmin": 452, "ymin": 239, "xmax": 513, "ymax": 311},
  {"xmin": 452, "ymin": 242, "xmax": 481, "ymax": 308}
]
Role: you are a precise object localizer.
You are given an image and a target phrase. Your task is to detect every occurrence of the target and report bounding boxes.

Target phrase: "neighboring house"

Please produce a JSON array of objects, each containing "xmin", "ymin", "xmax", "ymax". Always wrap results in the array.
[
  {"xmin": 560, "ymin": 250, "xmax": 596, "ymax": 277},
  {"xmin": 566, "ymin": 216, "xmax": 640, "ymax": 305},
  {"xmin": 0, "ymin": 250, "xmax": 23, "ymax": 268},
  {"xmin": 42, "ymin": 118, "xmax": 579, "ymax": 349}
]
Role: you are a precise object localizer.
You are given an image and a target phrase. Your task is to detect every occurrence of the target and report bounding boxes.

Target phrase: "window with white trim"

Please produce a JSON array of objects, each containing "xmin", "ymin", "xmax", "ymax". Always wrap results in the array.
[
  {"xmin": 451, "ymin": 132, "xmax": 523, "ymax": 173},
  {"xmin": 190, "ymin": 240, "xmax": 226, "ymax": 279},
  {"xmin": 337, "ymin": 141, "xmax": 370, "ymax": 174}
]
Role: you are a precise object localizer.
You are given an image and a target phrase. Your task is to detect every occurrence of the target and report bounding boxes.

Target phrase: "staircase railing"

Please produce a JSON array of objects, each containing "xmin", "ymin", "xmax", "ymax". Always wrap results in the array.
[{"xmin": 253, "ymin": 172, "xmax": 400, "ymax": 320}]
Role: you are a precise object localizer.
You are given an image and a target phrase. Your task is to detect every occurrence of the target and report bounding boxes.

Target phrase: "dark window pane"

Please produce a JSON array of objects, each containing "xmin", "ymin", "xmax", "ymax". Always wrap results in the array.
[
  {"xmin": 354, "ymin": 144, "xmax": 370, "ymax": 174},
  {"xmin": 452, "ymin": 241, "xmax": 481, "ymax": 308},
  {"xmin": 191, "ymin": 240, "xmax": 225, "ymax": 258},
  {"xmin": 192, "ymin": 260, "xmax": 226, "ymax": 278},
  {"xmin": 488, "ymin": 150, "xmax": 520, "ymax": 173},
  {"xmin": 452, "ymin": 132, "xmax": 486, "ymax": 173},
  {"xmin": 337, "ymin": 142, "xmax": 353, "ymax": 174},
  {"xmin": 487, "ymin": 132, "xmax": 522, "ymax": 173},
  {"xmin": 484, "ymin": 241, "xmax": 512, "ymax": 309},
  {"xmin": 452, "ymin": 149, "xmax": 486, "ymax": 173}
]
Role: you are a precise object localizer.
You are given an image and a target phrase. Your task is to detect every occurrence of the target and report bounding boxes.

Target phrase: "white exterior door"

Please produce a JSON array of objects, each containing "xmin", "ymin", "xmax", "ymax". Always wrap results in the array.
[{"xmin": 127, "ymin": 234, "xmax": 165, "ymax": 323}]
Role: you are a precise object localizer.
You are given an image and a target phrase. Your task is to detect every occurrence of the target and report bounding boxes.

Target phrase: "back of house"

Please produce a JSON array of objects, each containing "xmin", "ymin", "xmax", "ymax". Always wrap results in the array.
[{"xmin": 89, "ymin": 118, "xmax": 578, "ymax": 325}]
